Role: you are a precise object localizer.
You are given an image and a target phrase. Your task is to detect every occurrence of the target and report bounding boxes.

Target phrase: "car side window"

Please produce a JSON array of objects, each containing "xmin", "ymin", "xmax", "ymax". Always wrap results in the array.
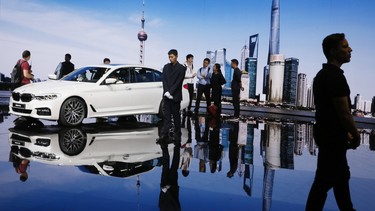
[
  {"xmin": 153, "ymin": 69, "xmax": 162, "ymax": 82},
  {"xmin": 135, "ymin": 68, "xmax": 155, "ymax": 83},
  {"xmin": 106, "ymin": 68, "xmax": 133, "ymax": 84}
]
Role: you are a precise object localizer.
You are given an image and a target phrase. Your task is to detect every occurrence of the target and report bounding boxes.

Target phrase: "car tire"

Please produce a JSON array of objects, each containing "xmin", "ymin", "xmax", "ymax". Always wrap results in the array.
[
  {"xmin": 59, "ymin": 97, "xmax": 86, "ymax": 126},
  {"xmin": 59, "ymin": 128, "xmax": 87, "ymax": 156}
]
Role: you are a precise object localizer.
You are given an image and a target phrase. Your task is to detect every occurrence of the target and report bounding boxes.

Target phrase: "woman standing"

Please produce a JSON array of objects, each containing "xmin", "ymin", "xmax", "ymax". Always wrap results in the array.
[{"xmin": 210, "ymin": 63, "xmax": 226, "ymax": 116}]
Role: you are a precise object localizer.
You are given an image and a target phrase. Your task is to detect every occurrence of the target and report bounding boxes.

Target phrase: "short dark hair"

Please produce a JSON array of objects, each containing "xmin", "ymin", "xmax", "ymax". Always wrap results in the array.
[
  {"xmin": 168, "ymin": 49, "xmax": 178, "ymax": 56},
  {"xmin": 22, "ymin": 50, "xmax": 30, "ymax": 59},
  {"xmin": 20, "ymin": 174, "xmax": 28, "ymax": 182},
  {"xmin": 204, "ymin": 58, "xmax": 210, "ymax": 63},
  {"xmin": 65, "ymin": 53, "xmax": 71, "ymax": 61},
  {"xmin": 322, "ymin": 33, "xmax": 345, "ymax": 60},
  {"xmin": 231, "ymin": 59, "xmax": 239, "ymax": 65},
  {"xmin": 186, "ymin": 54, "xmax": 194, "ymax": 60},
  {"xmin": 103, "ymin": 58, "xmax": 110, "ymax": 63},
  {"xmin": 214, "ymin": 63, "xmax": 221, "ymax": 73}
]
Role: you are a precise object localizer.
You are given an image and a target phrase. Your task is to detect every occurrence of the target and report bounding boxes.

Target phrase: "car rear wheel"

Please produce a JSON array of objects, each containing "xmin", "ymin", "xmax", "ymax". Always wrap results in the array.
[{"xmin": 59, "ymin": 97, "xmax": 86, "ymax": 126}]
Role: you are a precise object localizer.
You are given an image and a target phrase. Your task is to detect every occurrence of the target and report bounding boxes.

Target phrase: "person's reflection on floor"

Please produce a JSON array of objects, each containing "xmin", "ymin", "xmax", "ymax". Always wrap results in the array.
[
  {"xmin": 208, "ymin": 115, "xmax": 223, "ymax": 173},
  {"xmin": 193, "ymin": 115, "xmax": 209, "ymax": 173},
  {"xmin": 227, "ymin": 121, "xmax": 240, "ymax": 178},
  {"xmin": 9, "ymin": 152, "xmax": 30, "ymax": 182},
  {"xmin": 179, "ymin": 116, "xmax": 193, "ymax": 177},
  {"xmin": 158, "ymin": 143, "xmax": 181, "ymax": 211}
]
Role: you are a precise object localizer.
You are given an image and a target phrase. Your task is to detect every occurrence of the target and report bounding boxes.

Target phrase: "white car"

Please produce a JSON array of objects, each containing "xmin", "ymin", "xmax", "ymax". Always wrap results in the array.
[{"xmin": 9, "ymin": 64, "xmax": 189, "ymax": 126}]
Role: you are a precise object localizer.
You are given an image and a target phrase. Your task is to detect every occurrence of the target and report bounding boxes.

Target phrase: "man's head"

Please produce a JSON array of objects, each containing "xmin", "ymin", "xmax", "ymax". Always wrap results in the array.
[
  {"xmin": 203, "ymin": 58, "xmax": 210, "ymax": 68},
  {"xmin": 186, "ymin": 54, "xmax": 194, "ymax": 63},
  {"xmin": 65, "ymin": 53, "xmax": 71, "ymax": 62},
  {"xmin": 103, "ymin": 58, "xmax": 111, "ymax": 64},
  {"xmin": 168, "ymin": 49, "xmax": 178, "ymax": 64},
  {"xmin": 231, "ymin": 59, "xmax": 239, "ymax": 69},
  {"xmin": 22, "ymin": 50, "xmax": 31, "ymax": 61},
  {"xmin": 322, "ymin": 33, "xmax": 352, "ymax": 65}
]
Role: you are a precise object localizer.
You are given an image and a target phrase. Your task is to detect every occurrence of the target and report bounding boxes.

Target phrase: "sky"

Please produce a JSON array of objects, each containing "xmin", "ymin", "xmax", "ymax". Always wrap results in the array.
[{"xmin": 0, "ymin": 0, "xmax": 374, "ymax": 100}]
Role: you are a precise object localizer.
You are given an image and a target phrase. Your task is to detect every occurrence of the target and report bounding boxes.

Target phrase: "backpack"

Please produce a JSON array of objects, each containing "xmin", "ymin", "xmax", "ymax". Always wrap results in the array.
[{"xmin": 11, "ymin": 60, "xmax": 25, "ymax": 84}]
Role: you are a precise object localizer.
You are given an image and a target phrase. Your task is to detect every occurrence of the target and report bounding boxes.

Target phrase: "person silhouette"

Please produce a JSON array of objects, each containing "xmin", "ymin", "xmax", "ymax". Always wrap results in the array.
[{"xmin": 306, "ymin": 33, "xmax": 360, "ymax": 211}]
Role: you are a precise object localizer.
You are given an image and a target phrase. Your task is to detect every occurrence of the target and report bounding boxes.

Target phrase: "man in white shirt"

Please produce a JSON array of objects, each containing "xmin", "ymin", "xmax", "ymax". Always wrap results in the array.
[
  {"xmin": 194, "ymin": 58, "xmax": 212, "ymax": 114},
  {"xmin": 184, "ymin": 54, "xmax": 197, "ymax": 113}
]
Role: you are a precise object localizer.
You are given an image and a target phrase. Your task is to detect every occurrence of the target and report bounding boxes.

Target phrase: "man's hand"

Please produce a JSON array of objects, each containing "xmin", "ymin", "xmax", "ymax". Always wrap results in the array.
[
  {"xmin": 347, "ymin": 132, "xmax": 360, "ymax": 149},
  {"xmin": 164, "ymin": 91, "xmax": 173, "ymax": 100}
]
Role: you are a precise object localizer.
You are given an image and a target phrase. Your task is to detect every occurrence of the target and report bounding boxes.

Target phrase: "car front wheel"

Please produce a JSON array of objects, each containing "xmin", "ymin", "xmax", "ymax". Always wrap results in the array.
[{"xmin": 59, "ymin": 97, "xmax": 86, "ymax": 126}]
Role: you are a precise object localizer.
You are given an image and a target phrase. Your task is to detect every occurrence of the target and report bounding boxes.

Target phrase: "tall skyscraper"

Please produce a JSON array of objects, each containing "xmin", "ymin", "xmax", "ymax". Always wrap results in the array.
[
  {"xmin": 264, "ymin": 0, "xmax": 281, "ymax": 102},
  {"xmin": 354, "ymin": 94, "xmax": 362, "ymax": 110},
  {"xmin": 371, "ymin": 96, "xmax": 375, "ymax": 114},
  {"xmin": 282, "ymin": 58, "xmax": 299, "ymax": 105},
  {"xmin": 249, "ymin": 34, "xmax": 259, "ymax": 58},
  {"xmin": 246, "ymin": 58, "xmax": 257, "ymax": 99},
  {"xmin": 268, "ymin": 54, "xmax": 285, "ymax": 103},
  {"xmin": 246, "ymin": 34, "xmax": 259, "ymax": 99},
  {"xmin": 240, "ymin": 43, "xmax": 249, "ymax": 71},
  {"xmin": 137, "ymin": 1, "xmax": 147, "ymax": 65},
  {"xmin": 268, "ymin": 0, "xmax": 280, "ymax": 61},
  {"xmin": 296, "ymin": 73, "xmax": 307, "ymax": 107}
]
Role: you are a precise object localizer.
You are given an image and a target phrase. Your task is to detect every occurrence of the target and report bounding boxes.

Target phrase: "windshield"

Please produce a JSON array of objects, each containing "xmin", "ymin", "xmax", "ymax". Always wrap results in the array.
[{"xmin": 62, "ymin": 67, "xmax": 109, "ymax": 83}]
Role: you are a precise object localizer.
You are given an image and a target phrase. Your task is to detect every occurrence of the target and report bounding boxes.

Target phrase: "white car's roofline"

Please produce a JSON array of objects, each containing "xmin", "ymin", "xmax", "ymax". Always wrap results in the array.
[{"xmin": 85, "ymin": 64, "xmax": 161, "ymax": 70}]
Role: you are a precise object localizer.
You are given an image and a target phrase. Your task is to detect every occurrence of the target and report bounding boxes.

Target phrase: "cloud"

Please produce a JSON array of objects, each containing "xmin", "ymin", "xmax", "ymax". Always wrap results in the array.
[{"xmin": 0, "ymin": 0, "xmax": 166, "ymax": 79}]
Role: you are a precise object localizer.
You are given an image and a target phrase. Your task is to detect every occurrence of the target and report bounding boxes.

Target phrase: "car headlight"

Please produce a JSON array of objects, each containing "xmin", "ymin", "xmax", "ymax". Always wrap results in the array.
[{"xmin": 33, "ymin": 94, "xmax": 61, "ymax": 101}]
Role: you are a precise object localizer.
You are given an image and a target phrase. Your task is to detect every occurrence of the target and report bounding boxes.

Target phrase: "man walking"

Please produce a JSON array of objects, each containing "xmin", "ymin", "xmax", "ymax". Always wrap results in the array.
[
  {"xmin": 157, "ymin": 49, "xmax": 186, "ymax": 146},
  {"xmin": 306, "ymin": 33, "xmax": 360, "ymax": 211}
]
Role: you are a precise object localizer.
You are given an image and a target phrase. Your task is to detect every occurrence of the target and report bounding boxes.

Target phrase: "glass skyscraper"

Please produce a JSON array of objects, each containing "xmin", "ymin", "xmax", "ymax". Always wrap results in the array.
[
  {"xmin": 282, "ymin": 58, "xmax": 299, "ymax": 105},
  {"xmin": 246, "ymin": 57, "xmax": 257, "ymax": 99}
]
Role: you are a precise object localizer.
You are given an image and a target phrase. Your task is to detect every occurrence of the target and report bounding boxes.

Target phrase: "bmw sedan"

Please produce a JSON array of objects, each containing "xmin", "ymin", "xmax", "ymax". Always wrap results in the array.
[{"xmin": 9, "ymin": 64, "xmax": 189, "ymax": 126}]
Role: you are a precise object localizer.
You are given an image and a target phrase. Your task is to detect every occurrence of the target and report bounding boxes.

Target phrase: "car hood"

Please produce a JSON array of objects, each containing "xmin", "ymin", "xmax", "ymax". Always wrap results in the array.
[{"xmin": 14, "ymin": 80, "xmax": 95, "ymax": 94}]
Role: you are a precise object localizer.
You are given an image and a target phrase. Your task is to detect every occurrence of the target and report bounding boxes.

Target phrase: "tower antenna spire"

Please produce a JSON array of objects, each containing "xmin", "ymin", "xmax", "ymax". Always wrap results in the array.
[{"xmin": 137, "ymin": 0, "xmax": 148, "ymax": 64}]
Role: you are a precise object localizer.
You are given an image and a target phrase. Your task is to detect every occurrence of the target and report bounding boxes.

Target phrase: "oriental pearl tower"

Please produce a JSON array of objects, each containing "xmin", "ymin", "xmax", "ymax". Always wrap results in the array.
[{"xmin": 137, "ymin": 1, "xmax": 147, "ymax": 65}]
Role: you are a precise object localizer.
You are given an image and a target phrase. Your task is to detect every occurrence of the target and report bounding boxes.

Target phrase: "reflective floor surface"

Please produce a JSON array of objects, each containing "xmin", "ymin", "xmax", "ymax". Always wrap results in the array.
[{"xmin": 0, "ymin": 112, "xmax": 374, "ymax": 211}]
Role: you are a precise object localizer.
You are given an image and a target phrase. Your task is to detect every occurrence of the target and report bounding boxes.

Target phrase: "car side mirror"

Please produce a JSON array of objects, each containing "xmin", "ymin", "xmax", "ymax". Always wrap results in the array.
[
  {"xmin": 105, "ymin": 78, "xmax": 117, "ymax": 85},
  {"xmin": 48, "ymin": 74, "xmax": 57, "ymax": 80}
]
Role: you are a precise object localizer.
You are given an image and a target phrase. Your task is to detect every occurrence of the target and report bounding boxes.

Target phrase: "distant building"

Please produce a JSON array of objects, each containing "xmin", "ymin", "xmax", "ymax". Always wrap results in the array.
[
  {"xmin": 282, "ymin": 58, "xmax": 299, "ymax": 105},
  {"xmin": 240, "ymin": 44, "xmax": 249, "ymax": 71},
  {"xmin": 364, "ymin": 100, "xmax": 372, "ymax": 113},
  {"xmin": 296, "ymin": 73, "xmax": 307, "ymax": 107},
  {"xmin": 372, "ymin": 96, "xmax": 375, "ymax": 114},
  {"xmin": 268, "ymin": 54, "xmax": 285, "ymax": 103},
  {"xmin": 306, "ymin": 84, "xmax": 315, "ymax": 109},
  {"xmin": 354, "ymin": 94, "xmax": 362, "ymax": 110},
  {"xmin": 0, "ymin": 73, "xmax": 4, "ymax": 82},
  {"xmin": 263, "ymin": 65, "xmax": 270, "ymax": 95},
  {"xmin": 246, "ymin": 57, "xmax": 257, "ymax": 99}
]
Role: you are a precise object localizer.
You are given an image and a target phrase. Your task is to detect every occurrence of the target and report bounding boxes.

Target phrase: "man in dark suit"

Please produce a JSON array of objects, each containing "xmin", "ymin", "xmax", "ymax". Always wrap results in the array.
[
  {"xmin": 157, "ymin": 49, "xmax": 186, "ymax": 146},
  {"xmin": 230, "ymin": 59, "xmax": 243, "ymax": 119},
  {"xmin": 58, "ymin": 53, "xmax": 75, "ymax": 79}
]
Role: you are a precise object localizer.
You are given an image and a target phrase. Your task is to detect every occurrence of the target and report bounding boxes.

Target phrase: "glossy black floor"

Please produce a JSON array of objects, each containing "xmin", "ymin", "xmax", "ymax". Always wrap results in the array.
[{"xmin": 0, "ymin": 112, "xmax": 374, "ymax": 211}]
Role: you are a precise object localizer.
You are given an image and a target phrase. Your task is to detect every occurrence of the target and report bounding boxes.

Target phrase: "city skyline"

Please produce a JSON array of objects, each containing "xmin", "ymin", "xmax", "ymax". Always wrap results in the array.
[{"xmin": 0, "ymin": 0, "xmax": 374, "ymax": 100}]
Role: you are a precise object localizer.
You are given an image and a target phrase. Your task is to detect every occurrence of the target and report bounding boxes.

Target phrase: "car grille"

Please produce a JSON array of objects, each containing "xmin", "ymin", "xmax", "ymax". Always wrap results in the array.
[
  {"xmin": 12, "ymin": 107, "xmax": 32, "ymax": 114},
  {"xmin": 12, "ymin": 92, "xmax": 33, "ymax": 102}
]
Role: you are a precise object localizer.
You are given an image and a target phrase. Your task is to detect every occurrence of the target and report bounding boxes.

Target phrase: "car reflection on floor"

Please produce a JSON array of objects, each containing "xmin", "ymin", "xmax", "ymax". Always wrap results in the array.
[{"xmin": 8, "ymin": 119, "xmax": 173, "ymax": 178}]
